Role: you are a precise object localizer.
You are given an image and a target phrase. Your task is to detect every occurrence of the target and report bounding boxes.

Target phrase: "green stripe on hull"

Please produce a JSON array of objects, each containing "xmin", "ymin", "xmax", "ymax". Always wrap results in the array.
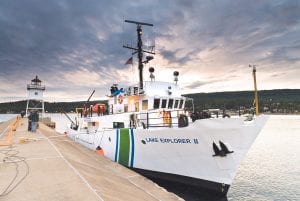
[{"xmin": 118, "ymin": 128, "xmax": 130, "ymax": 166}]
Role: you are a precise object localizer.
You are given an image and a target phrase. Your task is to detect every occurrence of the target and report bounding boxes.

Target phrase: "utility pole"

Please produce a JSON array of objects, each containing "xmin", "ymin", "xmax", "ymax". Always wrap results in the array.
[{"xmin": 249, "ymin": 64, "xmax": 259, "ymax": 115}]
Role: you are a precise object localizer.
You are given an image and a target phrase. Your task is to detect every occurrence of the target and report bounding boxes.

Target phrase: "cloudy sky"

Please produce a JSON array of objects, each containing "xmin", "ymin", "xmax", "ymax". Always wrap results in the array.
[{"xmin": 0, "ymin": 0, "xmax": 299, "ymax": 102}]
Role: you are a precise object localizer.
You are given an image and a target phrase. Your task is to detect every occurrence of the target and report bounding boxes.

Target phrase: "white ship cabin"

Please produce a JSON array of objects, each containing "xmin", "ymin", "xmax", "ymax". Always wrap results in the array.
[
  {"xmin": 108, "ymin": 81, "xmax": 185, "ymax": 114},
  {"xmin": 76, "ymin": 80, "xmax": 191, "ymax": 131},
  {"xmin": 107, "ymin": 80, "xmax": 190, "ymax": 129}
]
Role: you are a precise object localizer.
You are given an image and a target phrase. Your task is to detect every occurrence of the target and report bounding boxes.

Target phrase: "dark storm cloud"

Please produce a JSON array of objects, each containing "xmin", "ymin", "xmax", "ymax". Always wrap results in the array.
[
  {"xmin": 159, "ymin": 47, "xmax": 201, "ymax": 65},
  {"xmin": 0, "ymin": 0, "xmax": 163, "ymax": 81},
  {"xmin": 0, "ymin": 0, "xmax": 299, "ymax": 101},
  {"xmin": 159, "ymin": 48, "xmax": 192, "ymax": 65},
  {"xmin": 151, "ymin": 0, "xmax": 300, "ymax": 70},
  {"xmin": 0, "ymin": 0, "xmax": 122, "ymax": 74}
]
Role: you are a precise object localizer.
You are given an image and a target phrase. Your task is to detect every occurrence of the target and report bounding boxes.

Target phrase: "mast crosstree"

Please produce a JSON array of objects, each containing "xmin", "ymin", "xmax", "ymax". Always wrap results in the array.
[{"xmin": 123, "ymin": 20, "xmax": 155, "ymax": 91}]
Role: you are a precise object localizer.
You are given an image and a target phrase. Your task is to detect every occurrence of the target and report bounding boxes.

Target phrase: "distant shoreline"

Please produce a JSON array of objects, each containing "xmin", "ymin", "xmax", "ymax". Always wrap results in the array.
[{"xmin": 0, "ymin": 89, "xmax": 299, "ymax": 114}]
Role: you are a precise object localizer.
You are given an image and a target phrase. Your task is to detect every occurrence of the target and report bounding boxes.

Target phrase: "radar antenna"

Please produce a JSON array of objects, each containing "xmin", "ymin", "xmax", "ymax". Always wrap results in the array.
[{"xmin": 123, "ymin": 20, "xmax": 155, "ymax": 91}]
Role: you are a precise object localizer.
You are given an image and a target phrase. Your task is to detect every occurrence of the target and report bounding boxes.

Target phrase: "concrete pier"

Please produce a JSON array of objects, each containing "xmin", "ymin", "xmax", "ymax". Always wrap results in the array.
[{"xmin": 0, "ymin": 118, "xmax": 181, "ymax": 201}]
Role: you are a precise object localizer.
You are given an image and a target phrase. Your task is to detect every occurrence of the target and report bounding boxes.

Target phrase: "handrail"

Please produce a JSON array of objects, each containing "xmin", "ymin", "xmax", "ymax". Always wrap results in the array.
[
  {"xmin": 135, "ymin": 110, "xmax": 187, "ymax": 128},
  {"xmin": 27, "ymin": 84, "xmax": 46, "ymax": 90}
]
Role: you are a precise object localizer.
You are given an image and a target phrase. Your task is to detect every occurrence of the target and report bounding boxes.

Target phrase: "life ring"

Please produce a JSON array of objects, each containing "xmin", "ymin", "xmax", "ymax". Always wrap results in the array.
[{"xmin": 118, "ymin": 95, "xmax": 123, "ymax": 104}]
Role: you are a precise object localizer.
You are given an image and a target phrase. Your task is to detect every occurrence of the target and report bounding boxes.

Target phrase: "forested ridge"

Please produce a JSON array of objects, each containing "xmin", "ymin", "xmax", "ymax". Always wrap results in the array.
[
  {"xmin": 184, "ymin": 89, "xmax": 300, "ymax": 113},
  {"xmin": 0, "ymin": 89, "xmax": 299, "ymax": 114}
]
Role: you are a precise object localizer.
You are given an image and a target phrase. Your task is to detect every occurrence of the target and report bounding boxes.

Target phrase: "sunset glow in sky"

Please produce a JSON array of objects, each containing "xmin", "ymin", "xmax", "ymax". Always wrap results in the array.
[{"xmin": 0, "ymin": 0, "xmax": 299, "ymax": 102}]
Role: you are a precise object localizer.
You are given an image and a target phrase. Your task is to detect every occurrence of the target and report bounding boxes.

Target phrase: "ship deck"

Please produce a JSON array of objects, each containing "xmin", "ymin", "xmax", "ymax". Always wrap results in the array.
[{"xmin": 0, "ymin": 117, "xmax": 181, "ymax": 201}]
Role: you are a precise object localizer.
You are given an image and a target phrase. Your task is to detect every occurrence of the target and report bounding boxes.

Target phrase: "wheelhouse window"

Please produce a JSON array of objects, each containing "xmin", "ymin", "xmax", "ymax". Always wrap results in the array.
[
  {"xmin": 161, "ymin": 99, "xmax": 167, "ymax": 108},
  {"xmin": 142, "ymin": 100, "xmax": 148, "ymax": 110},
  {"xmin": 174, "ymin": 100, "xmax": 179, "ymax": 109},
  {"xmin": 168, "ymin": 99, "xmax": 174, "ymax": 109},
  {"xmin": 153, "ymin": 99, "xmax": 160, "ymax": 109},
  {"xmin": 179, "ymin": 100, "xmax": 184, "ymax": 109}
]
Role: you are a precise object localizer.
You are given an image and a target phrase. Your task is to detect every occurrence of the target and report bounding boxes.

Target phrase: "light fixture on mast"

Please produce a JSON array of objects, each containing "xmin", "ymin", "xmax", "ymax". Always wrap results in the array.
[
  {"xmin": 149, "ymin": 67, "xmax": 155, "ymax": 81},
  {"xmin": 173, "ymin": 71, "xmax": 179, "ymax": 84}
]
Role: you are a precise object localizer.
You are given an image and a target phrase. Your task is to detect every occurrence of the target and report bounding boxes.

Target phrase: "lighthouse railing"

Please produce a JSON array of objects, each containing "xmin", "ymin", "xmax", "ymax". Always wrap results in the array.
[{"xmin": 27, "ymin": 84, "xmax": 46, "ymax": 90}]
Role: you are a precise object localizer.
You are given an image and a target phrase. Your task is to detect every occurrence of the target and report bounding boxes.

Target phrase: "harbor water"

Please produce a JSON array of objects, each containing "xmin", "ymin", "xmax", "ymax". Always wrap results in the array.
[
  {"xmin": 150, "ymin": 115, "xmax": 300, "ymax": 201},
  {"xmin": 0, "ymin": 114, "xmax": 17, "ymax": 123},
  {"xmin": 227, "ymin": 115, "xmax": 300, "ymax": 201},
  {"xmin": 0, "ymin": 114, "xmax": 299, "ymax": 200}
]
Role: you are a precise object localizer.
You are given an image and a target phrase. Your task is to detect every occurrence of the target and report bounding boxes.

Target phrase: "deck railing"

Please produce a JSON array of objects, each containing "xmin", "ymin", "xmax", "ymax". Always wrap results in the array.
[{"xmin": 135, "ymin": 109, "xmax": 188, "ymax": 128}]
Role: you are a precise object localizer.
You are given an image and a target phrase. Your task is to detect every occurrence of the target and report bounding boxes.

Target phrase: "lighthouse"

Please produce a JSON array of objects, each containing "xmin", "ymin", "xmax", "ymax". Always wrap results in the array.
[{"xmin": 25, "ymin": 75, "xmax": 46, "ymax": 117}]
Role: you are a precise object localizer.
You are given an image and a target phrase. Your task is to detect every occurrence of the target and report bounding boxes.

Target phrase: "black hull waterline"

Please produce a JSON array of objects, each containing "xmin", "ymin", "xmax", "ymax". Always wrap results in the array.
[{"xmin": 132, "ymin": 168, "xmax": 230, "ymax": 196}]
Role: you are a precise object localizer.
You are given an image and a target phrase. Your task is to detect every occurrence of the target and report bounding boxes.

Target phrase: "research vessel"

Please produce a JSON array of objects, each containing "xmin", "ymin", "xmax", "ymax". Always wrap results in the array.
[{"xmin": 65, "ymin": 20, "xmax": 267, "ymax": 195}]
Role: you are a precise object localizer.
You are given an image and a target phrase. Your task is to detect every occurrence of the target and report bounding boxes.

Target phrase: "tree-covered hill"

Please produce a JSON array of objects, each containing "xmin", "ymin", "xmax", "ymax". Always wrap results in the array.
[
  {"xmin": 184, "ymin": 89, "xmax": 300, "ymax": 113},
  {"xmin": 0, "ymin": 89, "xmax": 299, "ymax": 114},
  {"xmin": 0, "ymin": 100, "xmax": 106, "ymax": 114}
]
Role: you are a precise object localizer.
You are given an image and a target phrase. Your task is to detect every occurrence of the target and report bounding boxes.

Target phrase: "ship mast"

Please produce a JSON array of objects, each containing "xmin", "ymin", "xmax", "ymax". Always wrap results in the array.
[
  {"xmin": 123, "ymin": 20, "xmax": 155, "ymax": 91},
  {"xmin": 249, "ymin": 64, "xmax": 259, "ymax": 115}
]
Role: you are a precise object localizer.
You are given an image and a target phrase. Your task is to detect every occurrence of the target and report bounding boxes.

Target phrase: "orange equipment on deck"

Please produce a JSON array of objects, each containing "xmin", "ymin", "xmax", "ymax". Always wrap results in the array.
[
  {"xmin": 92, "ymin": 104, "xmax": 106, "ymax": 115},
  {"xmin": 163, "ymin": 111, "xmax": 171, "ymax": 127}
]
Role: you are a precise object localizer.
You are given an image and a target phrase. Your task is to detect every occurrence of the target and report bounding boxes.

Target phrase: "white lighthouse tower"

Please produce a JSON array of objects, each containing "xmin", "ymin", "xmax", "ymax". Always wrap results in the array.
[{"xmin": 26, "ymin": 75, "xmax": 46, "ymax": 117}]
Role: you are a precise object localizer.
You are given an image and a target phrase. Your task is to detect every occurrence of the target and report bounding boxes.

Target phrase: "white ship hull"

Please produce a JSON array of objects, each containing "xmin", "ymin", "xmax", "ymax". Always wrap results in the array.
[{"xmin": 66, "ymin": 115, "xmax": 267, "ymax": 195}]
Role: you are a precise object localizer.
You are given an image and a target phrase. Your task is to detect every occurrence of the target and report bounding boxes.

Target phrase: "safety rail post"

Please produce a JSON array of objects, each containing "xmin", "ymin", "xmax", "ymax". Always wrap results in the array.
[{"xmin": 146, "ymin": 112, "xmax": 149, "ymax": 129}]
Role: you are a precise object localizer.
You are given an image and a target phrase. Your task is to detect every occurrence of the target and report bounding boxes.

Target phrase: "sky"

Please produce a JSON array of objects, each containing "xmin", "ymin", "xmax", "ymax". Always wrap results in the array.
[{"xmin": 0, "ymin": 0, "xmax": 299, "ymax": 102}]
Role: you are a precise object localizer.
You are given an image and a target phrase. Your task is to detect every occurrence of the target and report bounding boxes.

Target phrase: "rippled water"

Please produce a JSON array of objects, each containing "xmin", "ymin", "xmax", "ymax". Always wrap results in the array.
[
  {"xmin": 0, "ymin": 114, "xmax": 17, "ymax": 123},
  {"xmin": 227, "ymin": 115, "xmax": 300, "ymax": 201}
]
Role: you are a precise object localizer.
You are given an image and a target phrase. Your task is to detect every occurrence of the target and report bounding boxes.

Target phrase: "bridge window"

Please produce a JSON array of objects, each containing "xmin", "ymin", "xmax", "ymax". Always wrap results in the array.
[
  {"xmin": 174, "ymin": 100, "xmax": 179, "ymax": 108},
  {"xmin": 179, "ymin": 100, "xmax": 184, "ymax": 109},
  {"xmin": 168, "ymin": 99, "xmax": 174, "ymax": 109},
  {"xmin": 153, "ymin": 99, "xmax": 160, "ymax": 109},
  {"xmin": 161, "ymin": 99, "xmax": 167, "ymax": 108}
]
